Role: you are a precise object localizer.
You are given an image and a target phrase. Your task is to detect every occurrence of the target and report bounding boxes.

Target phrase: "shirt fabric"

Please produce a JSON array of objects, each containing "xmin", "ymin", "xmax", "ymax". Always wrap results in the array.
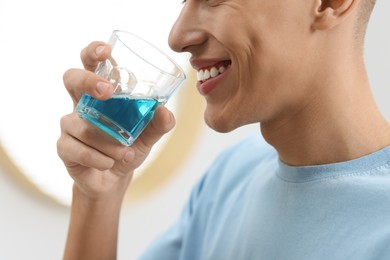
[{"xmin": 139, "ymin": 134, "xmax": 390, "ymax": 260}]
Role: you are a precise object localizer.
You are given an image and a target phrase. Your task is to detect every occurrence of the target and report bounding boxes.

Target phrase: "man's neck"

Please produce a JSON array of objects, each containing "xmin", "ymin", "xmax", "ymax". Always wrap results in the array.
[{"xmin": 261, "ymin": 70, "xmax": 390, "ymax": 166}]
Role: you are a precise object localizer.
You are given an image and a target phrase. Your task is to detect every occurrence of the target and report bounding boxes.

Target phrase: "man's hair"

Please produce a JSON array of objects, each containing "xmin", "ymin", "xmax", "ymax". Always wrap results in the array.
[{"xmin": 356, "ymin": 0, "xmax": 377, "ymax": 44}]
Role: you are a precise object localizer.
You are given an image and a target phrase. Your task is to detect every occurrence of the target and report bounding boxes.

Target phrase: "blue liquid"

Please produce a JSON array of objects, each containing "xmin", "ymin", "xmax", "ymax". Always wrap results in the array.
[{"xmin": 76, "ymin": 94, "xmax": 160, "ymax": 146}]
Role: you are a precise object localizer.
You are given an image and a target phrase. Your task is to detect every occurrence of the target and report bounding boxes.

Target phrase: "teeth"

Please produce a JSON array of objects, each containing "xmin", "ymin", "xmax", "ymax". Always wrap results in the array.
[
  {"xmin": 204, "ymin": 70, "xmax": 210, "ymax": 80},
  {"xmin": 197, "ymin": 65, "xmax": 227, "ymax": 82},
  {"xmin": 210, "ymin": 67, "xmax": 218, "ymax": 77}
]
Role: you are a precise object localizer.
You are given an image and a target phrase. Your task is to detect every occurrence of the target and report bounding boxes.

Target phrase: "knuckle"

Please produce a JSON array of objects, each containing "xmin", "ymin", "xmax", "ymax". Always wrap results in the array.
[
  {"xmin": 113, "ymin": 148, "xmax": 127, "ymax": 162},
  {"xmin": 135, "ymin": 137, "xmax": 153, "ymax": 156},
  {"xmin": 63, "ymin": 69, "xmax": 75, "ymax": 87},
  {"xmin": 80, "ymin": 72, "xmax": 94, "ymax": 90},
  {"xmin": 56, "ymin": 135, "xmax": 66, "ymax": 158},
  {"xmin": 97, "ymin": 161, "xmax": 114, "ymax": 171},
  {"xmin": 80, "ymin": 45, "xmax": 90, "ymax": 62},
  {"xmin": 59, "ymin": 114, "xmax": 70, "ymax": 129},
  {"xmin": 78, "ymin": 147, "xmax": 93, "ymax": 165}
]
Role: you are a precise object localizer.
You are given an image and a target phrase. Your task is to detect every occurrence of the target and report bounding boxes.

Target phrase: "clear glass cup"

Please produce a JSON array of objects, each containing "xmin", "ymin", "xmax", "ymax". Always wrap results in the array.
[{"xmin": 76, "ymin": 30, "xmax": 186, "ymax": 146}]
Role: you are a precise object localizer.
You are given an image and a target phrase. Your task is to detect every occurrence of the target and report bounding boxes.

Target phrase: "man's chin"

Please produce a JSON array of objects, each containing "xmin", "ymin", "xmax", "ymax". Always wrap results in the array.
[{"xmin": 204, "ymin": 114, "xmax": 240, "ymax": 134}]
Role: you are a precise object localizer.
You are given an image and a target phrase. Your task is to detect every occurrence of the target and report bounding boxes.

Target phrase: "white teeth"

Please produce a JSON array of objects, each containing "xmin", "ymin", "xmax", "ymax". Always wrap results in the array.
[
  {"xmin": 204, "ymin": 70, "xmax": 210, "ymax": 80},
  {"xmin": 197, "ymin": 65, "xmax": 227, "ymax": 81},
  {"xmin": 210, "ymin": 67, "xmax": 219, "ymax": 77}
]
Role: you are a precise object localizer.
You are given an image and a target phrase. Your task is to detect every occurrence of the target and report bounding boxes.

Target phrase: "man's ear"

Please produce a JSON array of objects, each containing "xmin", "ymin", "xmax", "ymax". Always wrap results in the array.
[{"xmin": 312, "ymin": 0, "xmax": 358, "ymax": 30}]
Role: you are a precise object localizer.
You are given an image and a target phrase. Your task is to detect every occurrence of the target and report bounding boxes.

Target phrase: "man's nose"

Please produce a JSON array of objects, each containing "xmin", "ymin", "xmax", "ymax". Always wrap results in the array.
[{"xmin": 168, "ymin": 4, "xmax": 206, "ymax": 53}]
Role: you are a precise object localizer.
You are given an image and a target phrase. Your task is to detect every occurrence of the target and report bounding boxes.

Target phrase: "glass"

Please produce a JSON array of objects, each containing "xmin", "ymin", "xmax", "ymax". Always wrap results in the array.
[{"xmin": 76, "ymin": 30, "xmax": 186, "ymax": 146}]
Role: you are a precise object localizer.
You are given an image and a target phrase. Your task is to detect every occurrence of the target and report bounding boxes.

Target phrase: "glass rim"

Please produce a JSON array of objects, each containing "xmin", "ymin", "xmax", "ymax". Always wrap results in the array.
[{"xmin": 112, "ymin": 30, "xmax": 186, "ymax": 81}]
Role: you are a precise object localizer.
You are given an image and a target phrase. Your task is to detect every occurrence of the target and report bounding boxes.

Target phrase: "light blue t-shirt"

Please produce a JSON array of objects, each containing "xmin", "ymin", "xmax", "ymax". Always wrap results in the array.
[{"xmin": 140, "ymin": 135, "xmax": 390, "ymax": 260}]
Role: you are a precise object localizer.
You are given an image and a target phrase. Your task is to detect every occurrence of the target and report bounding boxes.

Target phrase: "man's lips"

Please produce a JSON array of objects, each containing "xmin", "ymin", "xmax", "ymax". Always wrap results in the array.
[
  {"xmin": 196, "ymin": 64, "xmax": 231, "ymax": 95},
  {"xmin": 190, "ymin": 59, "xmax": 232, "ymax": 95}
]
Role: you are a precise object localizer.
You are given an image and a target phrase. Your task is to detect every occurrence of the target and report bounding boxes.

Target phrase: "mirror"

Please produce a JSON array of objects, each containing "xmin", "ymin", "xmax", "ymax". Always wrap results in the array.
[{"xmin": 0, "ymin": 0, "xmax": 204, "ymax": 206}]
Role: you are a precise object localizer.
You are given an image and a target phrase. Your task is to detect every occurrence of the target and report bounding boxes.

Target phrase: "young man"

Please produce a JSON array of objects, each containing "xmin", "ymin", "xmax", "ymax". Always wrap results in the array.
[{"xmin": 58, "ymin": 0, "xmax": 390, "ymax": 259}]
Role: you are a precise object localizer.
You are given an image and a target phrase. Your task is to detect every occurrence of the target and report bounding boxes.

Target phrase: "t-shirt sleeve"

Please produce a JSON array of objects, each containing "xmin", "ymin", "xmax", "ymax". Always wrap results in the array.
[{"xmin": 138, "ymin": 173, "xmax": 208, "ymax": 260}]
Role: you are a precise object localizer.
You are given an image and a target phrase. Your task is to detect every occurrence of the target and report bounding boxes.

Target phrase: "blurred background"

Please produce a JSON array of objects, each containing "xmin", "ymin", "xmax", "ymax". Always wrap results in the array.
[{"xmin": 0, "ymin": 0, "xmax": 389, "ymax": 259}]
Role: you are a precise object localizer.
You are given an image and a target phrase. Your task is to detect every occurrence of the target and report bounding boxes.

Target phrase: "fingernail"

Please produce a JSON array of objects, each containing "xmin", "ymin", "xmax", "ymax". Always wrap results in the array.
[
  {"xmin": 96, "ymin": 82, "xmax": 109, "ymax": 95},
  {"xmin": 95, "ymin": 46, "xmax": 106, "ymax": 56},
  {"xmin": 124, "ymin": 150, "xmax": 134, "ymax": 163}
]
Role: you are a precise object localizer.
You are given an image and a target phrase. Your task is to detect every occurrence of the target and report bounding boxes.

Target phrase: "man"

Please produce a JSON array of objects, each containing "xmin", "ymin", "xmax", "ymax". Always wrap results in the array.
[{"xmin": 58, "ymin": 0, "xmax": 390, "ymax": 259}]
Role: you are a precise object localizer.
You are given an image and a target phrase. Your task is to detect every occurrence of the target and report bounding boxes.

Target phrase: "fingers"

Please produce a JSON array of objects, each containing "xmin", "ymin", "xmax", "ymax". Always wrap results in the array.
[
  {"xmin": 132, "ymin": 106, "xmax": 176, "ymax": 157},
  {"xmin": 63, "ymin": 68, "xmax": 114, "ymax": 105},
  {"xmin": 64, "ymin": 41, "xmax": 117, "ymax": 102},
  {"xmin": 57, "ymin": 132, "xmax": 115, "ymax": 171},
  {"xmin": 61, "ymin": 40, "xmax": 176, "ymax": 175},
  {"xmin": 57, "ymin": 107, "xmax": 176, "ymax": 177},
  {"xmin": 80, "ymin": 41, "xmax": 111, "ymax": 72},
  {"xmin": 63, "ymin": 41, "xmax": 114, "ymax": 106},
  {"xmin": 58, "ymin": 113, "xmax": 133, "ymax": 171}
]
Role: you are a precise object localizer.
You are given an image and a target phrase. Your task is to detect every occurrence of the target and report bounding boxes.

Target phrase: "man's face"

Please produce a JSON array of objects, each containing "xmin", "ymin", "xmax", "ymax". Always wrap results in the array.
[{"xmin": 169, "ymin": 0, "xmax": 317, "ymax": 132}]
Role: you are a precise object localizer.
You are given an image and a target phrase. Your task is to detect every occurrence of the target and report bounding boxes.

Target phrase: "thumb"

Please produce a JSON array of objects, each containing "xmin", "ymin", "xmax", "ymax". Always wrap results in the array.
[{"xmin": 132, "ymin": 106, "xmax": 176, "ymax": 155}]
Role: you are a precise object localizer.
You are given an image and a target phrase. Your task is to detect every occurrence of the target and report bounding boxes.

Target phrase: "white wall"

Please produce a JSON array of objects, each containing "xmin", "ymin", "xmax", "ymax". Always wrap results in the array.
[{"xmin": 1, "ymin": 1, "xmax": 389, "ymax": 259}]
